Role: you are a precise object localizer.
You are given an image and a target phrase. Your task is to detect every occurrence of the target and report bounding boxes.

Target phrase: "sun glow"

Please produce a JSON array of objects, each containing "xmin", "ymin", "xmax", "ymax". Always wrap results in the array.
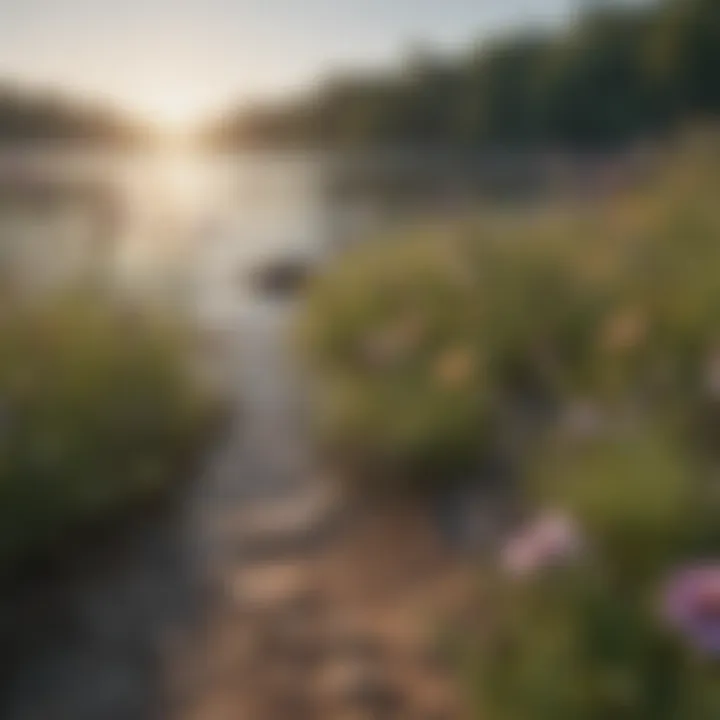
[{"xmin": 141, "ymin": 92, "xmax": 209, "ymax": 139}]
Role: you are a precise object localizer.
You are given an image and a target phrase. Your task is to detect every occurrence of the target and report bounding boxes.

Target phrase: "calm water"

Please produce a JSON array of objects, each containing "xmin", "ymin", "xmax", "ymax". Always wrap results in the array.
[{"xmin": 0, "ymin": 148, "xmax": 367, "ymax": 322}]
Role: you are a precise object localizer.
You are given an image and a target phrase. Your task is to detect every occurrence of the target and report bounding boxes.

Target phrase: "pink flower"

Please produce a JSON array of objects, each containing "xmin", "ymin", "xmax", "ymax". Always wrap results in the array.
[
  {"xmin": 663, "ymin": 565, "xmax": 720, "ymax": 655},
  {"xmin": 502, "ymin": 511, "xmax": 583, "ymax": 578}
]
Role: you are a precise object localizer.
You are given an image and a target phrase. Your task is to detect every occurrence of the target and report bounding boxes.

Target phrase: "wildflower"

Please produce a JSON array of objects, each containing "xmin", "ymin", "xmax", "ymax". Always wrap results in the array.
[
  {"xmin": 600, "ymin": 306, "xmax": 648, "ymax": 354},
  {"xmin": 663, "ymin": 565, "xmax": 720, "ymax": 655},
  {"xmin": 362, "ymin": 314, "xmax": 427, "ymax": 368},
  {"xmin": 502, "ymin": 511, "xmax": 582, "ymax": 578},
  {"xmin": 434, "ymin": 346, "xmax": 475, "ymax": 389}
]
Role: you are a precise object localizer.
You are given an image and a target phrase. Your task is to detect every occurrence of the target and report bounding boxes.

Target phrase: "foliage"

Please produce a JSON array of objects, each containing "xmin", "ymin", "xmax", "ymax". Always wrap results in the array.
[
  {"xmin": 0, "ymin": 85, "xmax": 146, "ymax": 145},
  {"xmin": 300, "ymin": 130, "xmax": 720, "ymax": 718},
  {"xmin": 210, "ymin": 0, "xmax": 719, "ymax": 151},
  {"xmin": 469, "ymin": 565, "xmax": 720, "ymax": 720},
  {"xmin": 464, "ymin": 136, "xmax": 720, "ymax": 718},
  {"xmin": 301, "ymin": 133, "xmax": 720, "ymax": 491},
  {"xmin": 300, "ymin": 236, "xmax": 487, "ymax": 487},
  {"xmin": 0, "ymin": 291, "xmax": 213, "ymax": 571},
  {"xmin": 468, "ymin": 425, "xmax": 720, "ymax": 720}
]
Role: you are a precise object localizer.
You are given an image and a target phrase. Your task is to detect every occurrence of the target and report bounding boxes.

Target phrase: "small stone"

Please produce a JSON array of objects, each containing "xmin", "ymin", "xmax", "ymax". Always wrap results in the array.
[
  {"xmin": 322, "ymin": 620, "xmax": 387, "ymax": 664},
  {"xmin": 318, "ymin": 659, "xmax": 402, "ymax": 716},
  {"xmin": 410, "ymin": 676, "xmax": 461, "ymax": 720},
  {"xmin": 230, "ymin": 561, "xmax": 317, "ymax": 613},
  {"xmin": 259, "ymin": 616, "xmax": 326, "ymax": 670}
]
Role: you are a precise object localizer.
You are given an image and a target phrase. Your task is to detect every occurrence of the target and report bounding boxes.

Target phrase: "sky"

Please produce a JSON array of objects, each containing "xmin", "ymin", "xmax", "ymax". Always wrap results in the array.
[{"xmin": 0, "ymin": 0, "xmax": 580, "ymax": 128}]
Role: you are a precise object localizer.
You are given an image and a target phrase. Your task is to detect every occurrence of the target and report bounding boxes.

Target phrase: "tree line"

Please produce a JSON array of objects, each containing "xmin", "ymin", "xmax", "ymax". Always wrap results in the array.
[
  {"xmin": 209, "ymin": 0, "xmax": 719, "ymax": 151},
  {"xmin": 0, "ymin": 85, "xmax": 147, "ymax": 145}
]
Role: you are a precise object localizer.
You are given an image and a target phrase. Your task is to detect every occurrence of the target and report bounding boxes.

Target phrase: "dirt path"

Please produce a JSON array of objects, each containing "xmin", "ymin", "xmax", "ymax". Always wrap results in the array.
[{"xmin": 1, "ymin": 300, "xmax": 477, "ymax": 720}]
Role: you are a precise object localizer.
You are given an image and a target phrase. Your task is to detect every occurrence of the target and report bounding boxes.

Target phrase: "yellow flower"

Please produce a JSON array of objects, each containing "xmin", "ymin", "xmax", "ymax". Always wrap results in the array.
[
  {"xmin": 434, "ymin": 346, "xmax": 475, "ymax": 389},
  {"xmin": 600, "ymin": 306, "xmax": 648, "ymax": 354}
]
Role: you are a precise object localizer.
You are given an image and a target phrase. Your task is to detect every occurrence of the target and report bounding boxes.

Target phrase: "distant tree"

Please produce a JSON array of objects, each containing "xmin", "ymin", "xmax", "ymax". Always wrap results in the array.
[
  {"xmin": 645, "ymin": 0, "xmax": 720, "ymax": 121},
  {"xmin": 0, "ymin": 85, "xmax": 146, "ymax": 145},
  {"xmin": 538, "ymin": 5, "xmax": 657, "ymax": 147},
  {"xmin": 455, "ymin": 33, "xmax": 552, "ymax": 147},
  {"xmin": 206, "ymin": 0, "xmax": 720, "ymax": 151}
]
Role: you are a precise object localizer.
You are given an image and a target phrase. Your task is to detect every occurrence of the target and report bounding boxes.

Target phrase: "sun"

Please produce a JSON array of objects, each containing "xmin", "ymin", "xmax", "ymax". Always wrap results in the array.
[{"xmin": 142, "ymin": 93, "xmax": 207, "ymax": 138}]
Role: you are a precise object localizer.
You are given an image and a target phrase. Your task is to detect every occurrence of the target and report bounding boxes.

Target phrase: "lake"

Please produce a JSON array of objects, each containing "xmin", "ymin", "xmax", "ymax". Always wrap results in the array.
[{"xmin": 0, "ymin": 147, "xmax": 383, "ymax": 324}]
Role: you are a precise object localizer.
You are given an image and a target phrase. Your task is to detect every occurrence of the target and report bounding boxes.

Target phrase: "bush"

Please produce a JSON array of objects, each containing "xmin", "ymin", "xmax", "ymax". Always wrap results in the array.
[
  {"xmin": 300, "ymin": 133, "xmax": 720, "ymax": 490},
  {"xmin": 533, "ymin": 430, "xmax": 699, "ymax": 577},
  {"xmin": 300, "ymin": 236, "xmax": 489, "ymax": 488},
  {"xmin": 0, "ymin": 291, "xmax": 214, "ymax": 571},
  {"xmin": 470, "ymin": 564, "xmax": 720, "ymax": 720}
]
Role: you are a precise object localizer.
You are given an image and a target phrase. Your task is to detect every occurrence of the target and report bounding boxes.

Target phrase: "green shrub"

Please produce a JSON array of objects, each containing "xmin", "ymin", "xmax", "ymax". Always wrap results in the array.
[
  {"xmin": 0, "ymin": 291, "xmax": 213, "ymax": 571},
  {"xmin": 469, "ymin": 563, "xmax": 720, "ymax": 720},
  {"xmin": 533, "ymin": 430, "xmax": 699, "ymax": 577},
  {"xmin": 301, "ymin": 133, "xmax": 720, "ymax": 490},
  {"xmin": 300, "ymin": 237, "xmax": 489, "ymax": 487}
]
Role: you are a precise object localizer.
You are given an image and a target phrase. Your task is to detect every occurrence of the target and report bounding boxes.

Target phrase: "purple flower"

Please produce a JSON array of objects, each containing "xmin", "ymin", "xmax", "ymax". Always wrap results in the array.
[
  {"xmin": 502, "ymin": 511, "xmax": 583, "ymax": 578},
  {"xmin": 663, "ymin": 565, "xmax": 720, "ymax": 655}
]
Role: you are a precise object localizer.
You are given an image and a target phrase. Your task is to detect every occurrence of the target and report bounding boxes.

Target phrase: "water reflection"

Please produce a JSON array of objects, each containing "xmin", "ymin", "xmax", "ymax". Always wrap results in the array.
[{"xmin": 0, "ymin": 148, "xmax": 333, "ymax": 320}]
